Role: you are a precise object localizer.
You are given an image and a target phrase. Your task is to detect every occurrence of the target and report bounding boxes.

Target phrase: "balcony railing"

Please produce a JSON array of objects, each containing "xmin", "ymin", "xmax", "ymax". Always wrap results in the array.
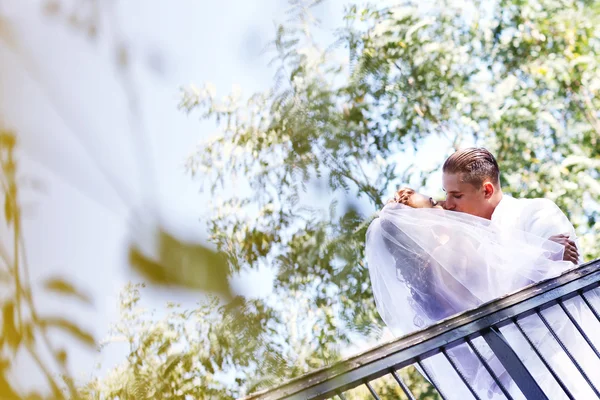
[{"xmin": 244, "ymin": 259, "xmax": 600, "ymax": 400}]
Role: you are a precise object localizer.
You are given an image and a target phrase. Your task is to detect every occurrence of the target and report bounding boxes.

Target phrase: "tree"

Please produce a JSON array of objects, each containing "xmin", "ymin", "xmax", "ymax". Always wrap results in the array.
[
  {"xmin": 79, "ymin": 283, "xmax": 345, "ymax": 399},
  {"xmin": 91, "ymin": 0, "xmax": 600, "ymax": 398},
  {"xmin": 80, "ymin": 283, "xmax": 437, "ymax": 399}
]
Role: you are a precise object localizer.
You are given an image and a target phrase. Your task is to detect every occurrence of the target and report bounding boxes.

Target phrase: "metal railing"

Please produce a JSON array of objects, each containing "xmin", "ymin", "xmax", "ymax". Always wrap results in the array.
[{"xmin": 244, "ymin": 259, "xmax": 600, "ymax": 400}]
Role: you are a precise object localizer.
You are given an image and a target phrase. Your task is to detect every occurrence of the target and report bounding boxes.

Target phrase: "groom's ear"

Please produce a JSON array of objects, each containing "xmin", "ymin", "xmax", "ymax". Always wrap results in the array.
[{"xmin": 482, "ymin": 181, "xmax": 495, "ymax": 199}]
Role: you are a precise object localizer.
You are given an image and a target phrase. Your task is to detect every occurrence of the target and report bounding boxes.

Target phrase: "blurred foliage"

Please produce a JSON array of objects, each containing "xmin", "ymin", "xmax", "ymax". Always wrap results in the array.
[
  {"xmin": 0, "ymin": 131, "xmax": 95, "ymax": 399},
  {"xmin": 79, "ymin": 284, "xmax": 342, "ymax": 399},
  {"xmin": 128, "ymin": 230, "xmax": 231, "ymax": 298}
]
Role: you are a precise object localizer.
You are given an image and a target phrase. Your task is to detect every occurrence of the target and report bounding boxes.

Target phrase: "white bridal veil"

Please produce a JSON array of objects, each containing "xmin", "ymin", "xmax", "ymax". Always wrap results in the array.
[{"xmin": 366, "ymin": 204, "xmax": 600, "ymax": 400}]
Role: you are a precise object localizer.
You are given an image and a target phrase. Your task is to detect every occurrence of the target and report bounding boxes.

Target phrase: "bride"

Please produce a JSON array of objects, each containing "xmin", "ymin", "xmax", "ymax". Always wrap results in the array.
[{"xmin": 366, "ymin": 188, "xmax": 600, "ymax": 400}]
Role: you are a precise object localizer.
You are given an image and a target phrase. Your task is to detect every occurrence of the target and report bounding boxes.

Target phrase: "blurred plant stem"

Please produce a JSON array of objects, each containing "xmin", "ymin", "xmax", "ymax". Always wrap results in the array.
[{"xmin": 1, "ymin": 130, "xmax": 94, "ymax": 399}]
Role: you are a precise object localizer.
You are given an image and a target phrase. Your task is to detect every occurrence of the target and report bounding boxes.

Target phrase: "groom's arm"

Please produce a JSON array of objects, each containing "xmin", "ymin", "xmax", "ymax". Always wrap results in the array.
[{"xmin": 525, "ymin": 199, "xmax": 580, "ymax": 264}]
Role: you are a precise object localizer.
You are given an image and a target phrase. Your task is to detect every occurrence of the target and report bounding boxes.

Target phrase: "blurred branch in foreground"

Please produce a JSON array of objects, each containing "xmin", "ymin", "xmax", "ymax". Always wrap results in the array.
[
  {"xmin": 128, "ymin": 229, "xmax": 232, "ymax": 299},
  {"xmin": 0, "ymin": 130, "xmax": 94, "ymax": 399}
]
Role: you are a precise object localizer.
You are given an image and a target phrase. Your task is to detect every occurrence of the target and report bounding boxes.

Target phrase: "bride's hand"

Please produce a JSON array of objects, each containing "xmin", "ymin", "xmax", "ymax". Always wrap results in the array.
[{"xmin": 548, "ymin": 234, "xmax": 579, "ymax": 264}]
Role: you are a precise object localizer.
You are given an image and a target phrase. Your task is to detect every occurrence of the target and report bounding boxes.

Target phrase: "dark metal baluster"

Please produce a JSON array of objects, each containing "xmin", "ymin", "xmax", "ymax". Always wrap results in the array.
[
  {"xmin": 537, "ymin": 309, "xmax": 600, "ymax": 397},
  {"xmin": 364, "ymin": 382, "xmax": 381, "ymax": 400},
  {"xmin": 391, "ymin": 370, "xmax": 416, "ymax": 400},
  {"xmin": 465, "ymin": 339, "xmax": 513, "ymax": 400},
  {"xmin": 558, "ymin": 298, "xmax": 600, "ymax": 359},
  {"xmin": 482, "ymin": 326, "xmax": 548, "ymax": 400},
  {"xmin": 581, "ymin": 290, "xmax": 600, "ymax": 322},
  {"xmin": 441, "ymin": 348, "xmax": 481, "ymax": 400},
  {"xmin": 512, "ymin": 318, "xmax": 574, "ymax": 400},
  {"xmin": 417, "ymin": 360, "xmax": 447, "ymax": 400}
]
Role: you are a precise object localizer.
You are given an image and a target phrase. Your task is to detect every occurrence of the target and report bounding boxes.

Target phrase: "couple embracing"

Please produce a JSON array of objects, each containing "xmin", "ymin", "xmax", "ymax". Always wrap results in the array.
[{"xmin": 366, "ymin": 148, "xmax": 600, "ymax": 399}]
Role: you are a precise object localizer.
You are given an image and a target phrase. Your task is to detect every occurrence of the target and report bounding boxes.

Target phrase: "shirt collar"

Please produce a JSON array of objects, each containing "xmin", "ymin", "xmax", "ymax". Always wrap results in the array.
[{"xmin": 491, "ymin": 194, "xmax": 515, "ymax": 221}]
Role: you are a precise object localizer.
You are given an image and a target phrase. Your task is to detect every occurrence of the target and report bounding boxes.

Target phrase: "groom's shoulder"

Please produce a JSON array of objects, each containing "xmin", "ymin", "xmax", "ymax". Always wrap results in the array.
[
  {"xmin": 515, "ymin": 197, "xmax": 574, "ymax": 236},
  {"xmin": 503, "ymin": 195, "xmax": 551, "ymax": 206},
  {"xmin": 515, "ymin": 196, "xmax": 557, "ymax": 206},
  {"xmin": 516, "ymin": 197, "xmax": 564, "ymax": 216},
  {"xmin": 507, "ymin": 196, "xmax": 561, "ymax": 213},
  {"xmin": 510, "ymin": 195, "xmax": 555, "ymax": 205}
]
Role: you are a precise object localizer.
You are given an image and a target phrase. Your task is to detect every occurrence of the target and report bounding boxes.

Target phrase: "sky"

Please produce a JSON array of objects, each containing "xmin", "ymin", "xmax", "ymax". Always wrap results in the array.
[{"xmin": 0, "ymin": 0, "xmax": 453, "ymax": 394}]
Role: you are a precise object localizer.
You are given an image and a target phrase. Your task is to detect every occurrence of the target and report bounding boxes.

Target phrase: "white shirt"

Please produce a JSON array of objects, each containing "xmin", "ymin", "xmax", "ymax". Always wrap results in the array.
[{"xmin": 491, "ymin": 195, "xmax": 582, "ymax": 263}]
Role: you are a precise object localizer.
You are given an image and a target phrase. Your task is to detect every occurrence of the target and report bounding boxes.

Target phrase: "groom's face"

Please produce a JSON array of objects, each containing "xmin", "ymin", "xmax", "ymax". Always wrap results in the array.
[{"xmin": 442, "ymin": 173, "xmax": 487, "ymax": 217}]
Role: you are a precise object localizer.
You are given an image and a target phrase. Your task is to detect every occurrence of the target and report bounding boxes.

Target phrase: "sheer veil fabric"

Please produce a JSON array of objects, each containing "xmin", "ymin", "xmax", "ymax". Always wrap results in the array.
[{"xmin": 366, "ymin": 204, "xmax": 600, "ymax": 399}]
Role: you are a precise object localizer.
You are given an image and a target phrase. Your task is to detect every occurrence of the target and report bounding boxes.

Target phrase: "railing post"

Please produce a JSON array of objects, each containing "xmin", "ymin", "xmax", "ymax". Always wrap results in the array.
[{"xmin": 482, "ymin": 326, "xmax": 548, "ymax": 400}]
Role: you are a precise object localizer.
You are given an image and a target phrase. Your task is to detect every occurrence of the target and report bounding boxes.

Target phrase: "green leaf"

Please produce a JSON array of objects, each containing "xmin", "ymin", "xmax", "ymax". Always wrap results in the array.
[
  {"xmin": 39, "ymin": 316, "xmax": 95, "ymax": 348},
  {"xmin": 163, "ymin": 354, "xmax": 184, "ymax": 376},
  {"xmin": 0, "ymin": 269, "xmax": 11, "ymax": 284},
  {"xmin": 1, "ymin": 302, "xmax": 20, "ymax": 353},
  {"xmin": 0, "ymin": 131, "xmax": 16, "ymax": 151},
  {"xmin": 0, "ymin": 369, "xmax": 19, "ymax": 400},
  {"xmin": 200, "ymin": 357, "xmax": 215, "ymax": 375},
  {"xmin": 4, "ymin": 192, "xmax": 13, "ymax": 226},
  {"xmin": 43, "ymin": 277, "xmax": 92, "ymax": 305},
  {"xmin": 56, "ymin": 349, "xmax": 67, "ymax": 366},
  {"xmin": 129, "ymin": 228, "xmax": 231, "ymax": 297},
  {"xmin": 23, "ymin": 323, "xmax": 34, "ymax": 345}
]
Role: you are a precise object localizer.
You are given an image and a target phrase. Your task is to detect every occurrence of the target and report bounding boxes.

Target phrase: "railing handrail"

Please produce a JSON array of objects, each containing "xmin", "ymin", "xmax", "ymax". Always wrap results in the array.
[{"xmin": 242, "ymin": 259, "xmax": 600, "ymax": 400}]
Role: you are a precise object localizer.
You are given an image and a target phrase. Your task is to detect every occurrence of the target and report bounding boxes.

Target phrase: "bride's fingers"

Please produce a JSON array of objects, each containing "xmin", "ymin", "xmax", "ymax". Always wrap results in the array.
[
  {"xmin": 564, "ymin": 253, "xmax": 577, "ymax": 263},
  {"xmin": 565, "ymin": 248, "xmax": 579, "ymax": 263},
  {"xmin": 567, "ymin": 242, "xmax": 579, "ymax": 255},
  {"xmin": 567, "ymin": 248, "xmax": 578, "ymax": 257}
]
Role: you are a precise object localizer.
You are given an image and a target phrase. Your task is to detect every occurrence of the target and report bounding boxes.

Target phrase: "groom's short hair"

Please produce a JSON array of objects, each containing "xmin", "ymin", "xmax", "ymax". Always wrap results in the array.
[{"xmin": 443, "ymin": 148, "xmax": 500, "ymax": 187}]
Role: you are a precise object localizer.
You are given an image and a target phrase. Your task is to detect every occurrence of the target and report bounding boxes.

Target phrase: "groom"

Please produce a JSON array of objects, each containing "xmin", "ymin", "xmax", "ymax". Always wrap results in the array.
[{"xmin": 441, "ymin": 148, "xmax": 580, "ymax": 264}]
